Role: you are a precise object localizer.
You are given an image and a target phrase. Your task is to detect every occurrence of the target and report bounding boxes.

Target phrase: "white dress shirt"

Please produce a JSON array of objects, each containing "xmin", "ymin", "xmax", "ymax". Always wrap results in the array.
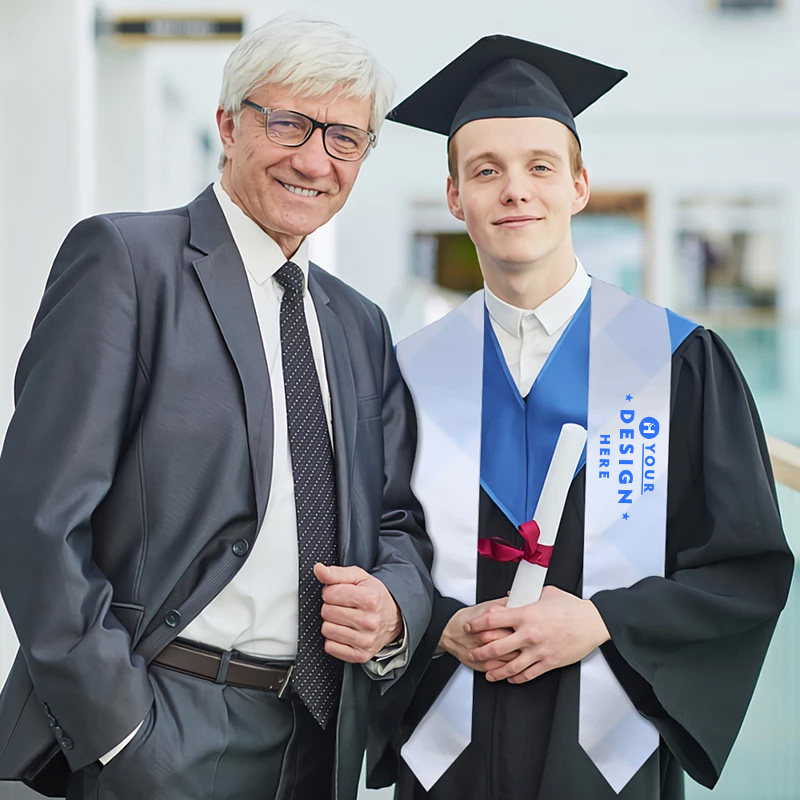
[
  {"xmin": 180, "ymin": 182, "xmax": 332, "ymax": 658},
  {"xmin": 484, "ymin": 261, "xmax": 591, "ymax": 396}
]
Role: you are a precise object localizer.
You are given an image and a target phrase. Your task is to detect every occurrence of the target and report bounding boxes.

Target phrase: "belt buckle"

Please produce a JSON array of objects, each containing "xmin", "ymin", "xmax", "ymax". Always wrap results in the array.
[{"xmin": 277, "ymin": 664, "xmax": 294, "ymax": 699}]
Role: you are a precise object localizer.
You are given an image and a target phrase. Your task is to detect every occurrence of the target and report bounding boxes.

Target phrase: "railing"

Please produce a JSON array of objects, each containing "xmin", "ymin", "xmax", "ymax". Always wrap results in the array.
[{"xmin": 767, "ymin": 436, "xmax": 800, "ymax": 493}]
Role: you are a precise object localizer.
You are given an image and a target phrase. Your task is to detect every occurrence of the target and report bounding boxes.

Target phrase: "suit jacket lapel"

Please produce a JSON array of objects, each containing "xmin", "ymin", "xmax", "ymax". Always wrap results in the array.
[
  {"xmin": 309, "ymin": 270, "xmax": 357, "ymax": 565},
  {"xmin": 188, "ymin": 187, "xmax": 274, "ymax": 528}
]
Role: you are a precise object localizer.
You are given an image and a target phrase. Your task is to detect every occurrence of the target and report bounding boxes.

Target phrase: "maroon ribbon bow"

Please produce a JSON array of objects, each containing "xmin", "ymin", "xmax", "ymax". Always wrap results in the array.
[{"xmin": 478, "ymin": 519, "xmax": 553, "ymax": 567}]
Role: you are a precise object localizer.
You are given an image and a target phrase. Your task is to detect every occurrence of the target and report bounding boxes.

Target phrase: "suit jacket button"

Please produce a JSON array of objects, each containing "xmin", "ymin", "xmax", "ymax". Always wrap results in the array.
[
  {"xmin": 47, "ymin": 715, "xmax": 56, "ymax": 728},
  {"xmin": 165, "ymin": 610, "xmax": 181, "ymax": 627},
  {"xmin": 53, "ymin": 727, "xmax": 63, "ymax": 739},
  {"xmin": 61, "ymin": 737, "xmax": 74, "ymax": 751},
  {"xmin": 232, "ymin": 539, "xmax": 249, "ymax": 557}
]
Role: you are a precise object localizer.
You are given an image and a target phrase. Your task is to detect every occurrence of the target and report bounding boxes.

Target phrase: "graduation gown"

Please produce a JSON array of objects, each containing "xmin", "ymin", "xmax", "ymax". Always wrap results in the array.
[{"xmin": 368, "ymin": 326, "xmax": 793, "ymax": 800}]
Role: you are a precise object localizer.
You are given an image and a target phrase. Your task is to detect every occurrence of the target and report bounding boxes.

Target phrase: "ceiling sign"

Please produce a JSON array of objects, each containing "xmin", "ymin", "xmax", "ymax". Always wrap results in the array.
[
  {"xmin": 101, "ymin": 14, "xmax": 244, "ymax": 42},
  {"xmin": 710, "ymin": 0, "xmax": 782, "ymax": 10}
]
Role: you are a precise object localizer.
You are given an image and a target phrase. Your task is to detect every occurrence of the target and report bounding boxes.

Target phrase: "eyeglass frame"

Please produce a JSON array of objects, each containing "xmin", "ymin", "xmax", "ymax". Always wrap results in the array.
[{"xmin": 241, "ymin": 99, "xmax": 377, "ymax": 162}]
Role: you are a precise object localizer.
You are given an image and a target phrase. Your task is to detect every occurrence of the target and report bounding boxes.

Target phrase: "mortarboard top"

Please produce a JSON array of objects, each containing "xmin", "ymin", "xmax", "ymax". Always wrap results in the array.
[{"xmin": 388, "ymin": 35, "xmax": 627, "ymax": 148}]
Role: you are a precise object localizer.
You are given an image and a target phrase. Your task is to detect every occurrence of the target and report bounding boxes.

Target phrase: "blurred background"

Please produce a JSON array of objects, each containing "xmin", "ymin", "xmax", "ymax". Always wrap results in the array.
[{"xmin": 0, "ymin": 0, "xmax": 798, "ymax": 797}]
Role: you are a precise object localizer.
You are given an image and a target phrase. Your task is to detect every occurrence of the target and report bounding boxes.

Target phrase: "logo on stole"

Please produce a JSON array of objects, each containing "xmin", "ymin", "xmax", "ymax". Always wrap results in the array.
[{"xmin": 639, "ymin": 417, "xmax": 660, "ymax": 439}]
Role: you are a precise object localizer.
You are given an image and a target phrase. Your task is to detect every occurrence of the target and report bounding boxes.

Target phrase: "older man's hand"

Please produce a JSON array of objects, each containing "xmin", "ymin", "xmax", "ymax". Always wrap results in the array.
[
  {"xmin": 465, "ymin": 586, "xmax": 611, "ymax": 684},
  {"xmin": 314, "ymin": 563, "xmax": 403, "ymax": 664}
]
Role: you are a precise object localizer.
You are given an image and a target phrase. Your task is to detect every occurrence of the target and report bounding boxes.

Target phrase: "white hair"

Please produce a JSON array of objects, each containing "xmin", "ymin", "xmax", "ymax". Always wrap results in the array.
[{"xmin": 218, "ymin": 16, "xmax": 395, "ymax": 168}]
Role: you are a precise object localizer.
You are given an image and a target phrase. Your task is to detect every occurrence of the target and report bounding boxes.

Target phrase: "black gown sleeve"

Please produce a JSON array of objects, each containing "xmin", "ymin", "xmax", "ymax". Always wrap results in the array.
[
  {"xmin": 591, "ymin": 328, "xmax": 794, "ymax": 788},
  {"xmin": 367, "ymin": 588, "xmax": 465, "ymax": 787}
]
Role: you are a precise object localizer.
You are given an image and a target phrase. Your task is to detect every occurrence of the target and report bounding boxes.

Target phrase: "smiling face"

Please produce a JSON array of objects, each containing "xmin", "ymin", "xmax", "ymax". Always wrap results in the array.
[
  {"xmin": 218, "ymin": 83, "xmax": 372, "ymax": 258},
  {"xmin": 446, "ymin": 116, "xmax": 590, "ymax": 278}
]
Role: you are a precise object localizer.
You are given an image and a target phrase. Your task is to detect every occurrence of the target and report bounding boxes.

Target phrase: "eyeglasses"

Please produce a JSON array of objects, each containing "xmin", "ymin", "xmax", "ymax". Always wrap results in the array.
[{"xmin": 242, "ymin": 99, "xmax": 376, "ymax": 162}]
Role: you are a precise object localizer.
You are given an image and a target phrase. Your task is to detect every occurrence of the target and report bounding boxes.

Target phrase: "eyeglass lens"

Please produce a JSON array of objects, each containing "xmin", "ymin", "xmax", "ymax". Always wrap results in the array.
[{"xmin": 266, "ymin": 109, "xmax": 369, "ymax": 160}]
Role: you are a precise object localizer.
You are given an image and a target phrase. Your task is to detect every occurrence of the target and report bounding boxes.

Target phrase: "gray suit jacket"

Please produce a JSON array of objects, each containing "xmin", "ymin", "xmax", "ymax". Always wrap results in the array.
[{"xmin": 0, "ymin": 185, "xmax": 433, "ymax": 798}]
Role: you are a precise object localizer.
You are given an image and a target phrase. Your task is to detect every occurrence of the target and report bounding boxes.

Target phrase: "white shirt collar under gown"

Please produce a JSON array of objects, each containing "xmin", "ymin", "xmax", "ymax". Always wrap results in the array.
[{"xmin": 484, "ymin": 261, "xmax": 591, "ymax": 396}]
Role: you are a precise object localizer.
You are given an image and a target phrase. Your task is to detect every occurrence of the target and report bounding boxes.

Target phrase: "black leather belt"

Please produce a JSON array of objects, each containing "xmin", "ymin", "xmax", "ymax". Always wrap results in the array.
[{"xmin": 153, "ymin": 640, "xmax": 293, "ymax": 697}]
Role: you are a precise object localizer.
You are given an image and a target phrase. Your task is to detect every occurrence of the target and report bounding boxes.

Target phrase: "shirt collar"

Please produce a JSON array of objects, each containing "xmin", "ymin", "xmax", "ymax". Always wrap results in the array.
[
  {"xmin": 484, "ymin": 259, "xmax": 591, "ymax": 339},
  {"xmin": 212, "ymin": 181, "xmax": 309, "ymax": 290}
]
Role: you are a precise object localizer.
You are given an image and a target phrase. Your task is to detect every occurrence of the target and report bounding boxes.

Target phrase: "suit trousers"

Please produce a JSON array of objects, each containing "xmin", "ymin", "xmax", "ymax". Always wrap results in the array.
[{"xmin": 64, "ymin": 662, "xmax": 336, "ymax": 800}]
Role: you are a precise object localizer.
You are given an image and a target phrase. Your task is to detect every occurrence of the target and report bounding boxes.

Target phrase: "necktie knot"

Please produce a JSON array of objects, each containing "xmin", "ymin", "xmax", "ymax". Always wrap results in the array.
[{"xmin": 275, "ymin": 261, "xmax": 304, "ymax": 298}]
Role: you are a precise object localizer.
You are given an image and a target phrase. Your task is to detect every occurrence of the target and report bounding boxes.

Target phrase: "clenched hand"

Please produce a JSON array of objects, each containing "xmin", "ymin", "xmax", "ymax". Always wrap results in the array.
[{"xmin": 314, "ymin": 563, "xmax": 403, "ymax": 664}]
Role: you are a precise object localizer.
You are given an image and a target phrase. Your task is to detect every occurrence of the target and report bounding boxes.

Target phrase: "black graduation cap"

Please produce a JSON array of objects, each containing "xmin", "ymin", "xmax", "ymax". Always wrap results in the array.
[{"xmin": 388, "ymin": 35, "xmax": 627, "ymax": 147}]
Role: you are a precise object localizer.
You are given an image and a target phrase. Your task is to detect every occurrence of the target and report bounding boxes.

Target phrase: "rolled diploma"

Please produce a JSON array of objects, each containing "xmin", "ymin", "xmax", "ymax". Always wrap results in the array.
[{"xmin": 506, "ymin": 423, "xmax": 587, "ymax": 608}]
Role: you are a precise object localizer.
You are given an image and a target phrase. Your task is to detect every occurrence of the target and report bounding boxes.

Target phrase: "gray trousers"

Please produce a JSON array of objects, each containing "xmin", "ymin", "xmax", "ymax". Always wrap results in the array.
[{"xmin": 65, "ymin": 663, "xmax": 335, "ymax": 800}]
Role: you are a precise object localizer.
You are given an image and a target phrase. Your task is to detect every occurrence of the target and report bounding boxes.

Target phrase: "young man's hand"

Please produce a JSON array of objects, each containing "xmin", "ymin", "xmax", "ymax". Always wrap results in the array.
[
  {"xmin": 465, "ymin": 586, "xmax": 610, "ymax": 683},
  {"xmin": 438, "ymin": 598, "xmax": 517, "ymax": 672},
  {"xmin": 314, "ymin": 563, "xmax": 403, "ymax": 663}
]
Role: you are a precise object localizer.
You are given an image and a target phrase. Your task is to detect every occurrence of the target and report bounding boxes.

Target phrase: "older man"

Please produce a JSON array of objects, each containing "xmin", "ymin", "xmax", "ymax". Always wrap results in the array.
[{"xmin": 0, "ymin": 16, "xmax": 432, "ymax": 800}]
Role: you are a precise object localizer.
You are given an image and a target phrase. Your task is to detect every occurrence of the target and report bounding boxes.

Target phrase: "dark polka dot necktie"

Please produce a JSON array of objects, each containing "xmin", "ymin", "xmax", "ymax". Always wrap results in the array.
[{"xmin": 274, "ymin": 261, "xmax": 341, "ymax": 728}]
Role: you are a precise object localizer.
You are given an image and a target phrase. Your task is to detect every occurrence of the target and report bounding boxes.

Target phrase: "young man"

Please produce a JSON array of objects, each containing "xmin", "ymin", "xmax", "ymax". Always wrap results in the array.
[{"xmin": 368, "ymin": 35, "xmax": 793, "ymax": 800}]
